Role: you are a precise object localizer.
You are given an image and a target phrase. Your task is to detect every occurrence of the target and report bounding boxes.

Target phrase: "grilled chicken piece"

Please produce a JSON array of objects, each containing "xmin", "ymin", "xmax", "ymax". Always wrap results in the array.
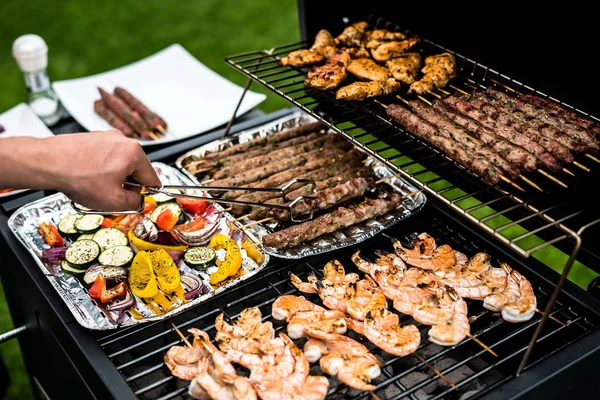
[
  {"xmin": 280, "ymin": 29, "xmax": 335, "ymax": 67},
  {"xmin": 422, "ymin": 53, "xmax": 456, "ymax": 76},
  {"xmin": 335, "ymin": 21, "xmax": 369, "ymax": 47},
  {"xmin": 336, "ymin": 78, "xmax": 401, "ymax": 101},
  {"xmin": 366, "ymin": 29, "xmax": 407, "ymax": 49},
  {"xmin": 409, "ymin": 52, "xmax": 456, "ymax": 94},
  {"xmin": 344, "ymin": 47, "xmax": 370, "ymax": 59},
  {"xmin": 305, "ymin": 50, "xmax": 351, "ymax": 90},
  {"xmin": 385, "ymin": 53, "xmax": 422, "ymax": 85},
  {"xmin": 371, "ymin": 37, "xmax": 420, "ymax": 62},
  {"xmin": 348, "ymin": 58, "xmax": 390, "ymax": 81}
]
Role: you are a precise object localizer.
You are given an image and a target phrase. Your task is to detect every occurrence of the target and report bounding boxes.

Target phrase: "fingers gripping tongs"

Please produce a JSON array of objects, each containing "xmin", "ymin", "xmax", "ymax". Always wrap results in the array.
[{"xmin": 71, "ymin": 178, "xmax": 320, "ymax": 223}]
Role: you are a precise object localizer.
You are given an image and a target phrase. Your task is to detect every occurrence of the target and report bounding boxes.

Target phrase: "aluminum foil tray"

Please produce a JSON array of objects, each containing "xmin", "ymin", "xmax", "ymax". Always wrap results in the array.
[
  {"xmin": 7, "ymin": 162, "xmax": 269, "ymax": 330},
  {"xmin": 175, "ymin": 112, "xmax": 427, "ymax": 259}
]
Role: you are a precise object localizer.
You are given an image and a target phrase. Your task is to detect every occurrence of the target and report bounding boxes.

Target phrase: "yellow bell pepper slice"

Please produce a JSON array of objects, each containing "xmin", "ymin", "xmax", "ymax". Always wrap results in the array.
[
  {"xmin": 209, "ymin": 233, "xmax": 242, "ymax": 285},
  {"xmin": 128, "ymin": 251, "xmax": 159, "ymax": 298},
  {"xmin": 149, "ymin": 249, "xmax": 181, "ymax": 293},
  {"xmin": 127, "ymin": 230, "xmax": 187, "ymax": 252},
  {"xmin": 242, "ymin": 239, "xmax": 265, "ymax": 266}
]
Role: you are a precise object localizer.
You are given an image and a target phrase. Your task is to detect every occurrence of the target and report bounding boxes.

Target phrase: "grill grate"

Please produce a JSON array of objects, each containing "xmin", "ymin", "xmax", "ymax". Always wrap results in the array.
[
  {"xmin": 224, "ymin": 16, "xmax": 600, "ymax": 264},
  {"xmin": 97, "ymin": 211, "xmax": 600, "ymax": 399}
]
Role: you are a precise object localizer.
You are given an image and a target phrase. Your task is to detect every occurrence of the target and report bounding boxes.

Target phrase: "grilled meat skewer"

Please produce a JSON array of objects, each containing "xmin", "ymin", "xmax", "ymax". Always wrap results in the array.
[
  {"xmin": 386, "ymin": 53, "xmax": 422, "ymax": 85},
  {"xmin": 262, "ymin": 193, "xmax": 402, "ymax": 249},
  {"xmin": 336, "ymin": 78, "xmax": 401, "ymax": 101},
  {"xmin": 225, "ymin": 149, "xmax": 366, "ymax": 201},
  {"xmin": 203, "ymin": 121, "xmax": 324, "ymax": 160},
  {"xmin": 486, "ymin": 89, "xmax": 598, "ymax": 148},
  {"xmin": 347, "ymin": 58, "xmax": 390, "ymax": 81},
  {"xmin": 409, "ymin": 53, "xmax": 456, "ymax": 95},
  {"xmin": 371, "ymin": 38, "xmax": 420, "ymax": 62},
  {"xmin": 407, "ymin": 101, "xmax": 520, "ymax": 179},
  {"xmin": 464, "ymin": 94, "xmax": 574, "ymax": 164},
  {"xmin": 94, "ymin": 100, "xmax": 137, "ymax": 138},
  {"xmin": 247, "ymin": 167, "xmax": 374, "ymax": 220},
  {"xmin": 366, "ymin": 29, "xmax": 407, "ymax": 49},
  {"xmin": 211, "ymin": 135, "xmax": 348, "ymax": 179},
  {"xmin": 432, "ymin": 102, "xmax": 540, "ymax": 172},
  {"xmin": 98, "ymin": 88, "xmax": 150, "ymax": 138},
  {"xmin": 279, "ymin": 29, "xmax": 335, "ymax": 67},
  {"xmin": 441, "ymin": 95, "xmax": 561, "ymax": 171},
  {"xmin": 519, "ymin": 94, "xmax": 600, "ymax": 136},
  {"xmin": 387, "ymin": 104, "xmax": 502, "ymax": 184},
  {"xmin": 114, "ymin": 87, "xmax": 167, "ymax": 131},
  {"xmin": 269, "ymin": 177, "xmax": 373, "ymax": 221},
  {"xmin": 305, "ymin": 50, "xmax": 352, "ymax": 90}
]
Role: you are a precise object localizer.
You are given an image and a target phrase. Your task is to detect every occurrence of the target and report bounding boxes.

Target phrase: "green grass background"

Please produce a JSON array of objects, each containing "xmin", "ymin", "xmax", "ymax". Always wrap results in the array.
[{"xmin": 0, "ymin": 1, "xmax": 298, "ymax": 398}]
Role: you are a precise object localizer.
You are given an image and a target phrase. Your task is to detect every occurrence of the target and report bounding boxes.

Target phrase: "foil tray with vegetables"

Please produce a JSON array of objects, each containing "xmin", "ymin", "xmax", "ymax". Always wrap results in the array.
[{"xmin": 8, "ymin": 162, "xmax": 269, "ymax": 330}]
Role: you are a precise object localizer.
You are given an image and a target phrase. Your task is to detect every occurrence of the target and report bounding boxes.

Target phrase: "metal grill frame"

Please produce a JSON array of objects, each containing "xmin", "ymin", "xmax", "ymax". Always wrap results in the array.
[
  {"xmin": 98, "ymin": 207, "xmax": 600, "ymax": 400},
  {"xmin": 224, "ymin": 16, "xmax": 600, "ymax": 372}
]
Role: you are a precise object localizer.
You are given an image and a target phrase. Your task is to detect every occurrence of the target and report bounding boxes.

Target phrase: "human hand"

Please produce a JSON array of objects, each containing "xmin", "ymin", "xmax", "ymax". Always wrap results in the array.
[{"xmin": 41, "ymin": 130, "xmax": 161, "ymax": 211}]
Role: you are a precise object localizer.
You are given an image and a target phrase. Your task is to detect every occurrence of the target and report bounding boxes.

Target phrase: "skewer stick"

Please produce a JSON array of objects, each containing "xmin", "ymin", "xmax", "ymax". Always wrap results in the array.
[
  {"xmin": 381, "ymin": 232, "xmax": 393, "ymax": 239},
  {"xmin": 156, "ymin": 125, "xmax": 166, "ymax": 134},
  {"xmin": 201, "ymin": 178, "xmax": 215, "ymax": 184},
  {"xmin": 148, "ymin": 131, "xmax": 160, "ymax": 140},
  {"xmin": 537, "ymin": 170, "xmax": 568, "ymax": 188},
  {"xmin": 369, "ymin": 392, "xmax": 382, "ymax": 400},
  {"xmin": 535, "ymin": 309, "xmax": 567, "ymax": 327},
  {"xmin": 449, "ymin": 84, "xmax": 470, "ymax": 96},
  {"xmin": 172, "ymin": 323, "xmax": 192, "ymax": 348},
  {"xmin": 573, "ymin": 161, "xmax": 590, "ymax": 172},
  {"xmin": 190, "ymin": 166, "xmax": 213, "ymax": 174},
  {"xmin": 240, "ymin": 217, "xmax": 274, "ymax": 229},
  {"xmin": 519, "ymin": 175, "xmax": 543, "ymax": 192},
  {"xmin": 426, "ymin": 90, "xmax": 442, "ymax": 99},
  {"xmin": 242, "ymin": 241, "xmax": 263, "ymax": 249},
  {"xmin": 375, "ymin": 172, "xmax": 403, "ymax": 184},
  {"xmin": 373, "ymin": 99, "xmax": 388, "ymax": 109},
  {"xmin": 500, "ymin": 175, "xmax": 525, "ymax": 192},
  {"xmin": 489, "ymin": 79, "xmax": 522, "ymax": 95},
  {"xmin": 585, "ymin": 154, "xmax": 600, "ymax": 163},
  {"xmin": 413, "ymin": 353, "xmax": 457, "ymax": 389},
  {"xmin": 185, "ymin": 160, "xmax": 207, "ymax": 169},
  {"xmin": 437, "ymin": 88, "xmax": 451, "ymax": 95},
  {"xmin": 562, "ymin": 168, "xmax": 575, "ymax": 177},
  {"xmin": 235, "ymin": 213, "xmax": 252, "ymax": 221},
  {"xmin": 417, "ymin": 95, "xmax": 433, "ymax": 106},
  {"xmin": 466, "ymin": 332, "xmax": 498, "ymax": 357},
  {"xmin": 216, "ymin": 207, "xmax": 233, "ymax": 214}
]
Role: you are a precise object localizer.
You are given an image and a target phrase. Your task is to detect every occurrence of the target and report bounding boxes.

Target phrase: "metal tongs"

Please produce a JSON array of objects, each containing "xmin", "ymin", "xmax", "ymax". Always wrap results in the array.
[{"xmin": 71, "ymin": 178, "xmax": 319, "ymax": 223}]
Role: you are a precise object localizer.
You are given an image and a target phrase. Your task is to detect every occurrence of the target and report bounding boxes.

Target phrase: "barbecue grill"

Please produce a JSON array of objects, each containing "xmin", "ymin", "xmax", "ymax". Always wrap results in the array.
[{"xmin": 2, "ymin": 2, "xmax": 600, "ymax": 399}]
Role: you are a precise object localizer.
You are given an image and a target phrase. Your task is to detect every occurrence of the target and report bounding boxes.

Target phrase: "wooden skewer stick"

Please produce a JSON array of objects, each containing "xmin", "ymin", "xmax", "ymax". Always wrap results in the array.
[
  {"xmin": 216, "ymin": 207, "xmax": 233, "ymax": 214},
  {"xmin": 573, "ymin": 161, "xmax": 590, "ymax": 172},
  {"xmin": 413, "ymin": 353, "xmax": 457, "ymax": 389},
  {"xmin": 562, "ymin": 168, "xmax": 575, "ymax": 177},
  {"xmin": 499, "ymin": 175, "xmax": 525, "ymax": 192},
  {"xmin": 585, "ymin": 154, "xmax": 600, "ymax": 164},
  {"xmin": 242, "ymin": 241, "xmax": 263, "ymax": 249},
  {"xmin": 201, "ymin": 178, "xmax": 215, "ymax": 184},
  {"xmin": 426, "ymin": 90, "xmax": 442, "ymax": 99},
  {"xmin": 373, "ymin": 99, "xmax": 388, "ymax": 109},
  {"xmin": 449, "ymin": 84, "xmax": 470, "ymax": 96},
  {"xmin": 519, "ymin": 175, "xmax": 543, "ymax": 192},
  {"xmin": 148, "ymin": 131, "xmax": 161, "ymax": 140},
  {"xmin": 417, "ymin": 95, "xmax": 433, "ymax": 106},
  {"xmin": 437, "ymin": 87, "xmax": 451, "ymax": 95},
  {"xmin": 375, "ymin": 172, "xmax": 403, "ymax": 184},
  {"xmin": 190, "ymin": 166, "xmax": 213, "ymax": 175},
  {"xmin": 235, "ymin": 213, "xmax": 252, "ymax": 221},
  {"xmin": 466, "ymin": 332, "xmax": 498, "ymax": 357},
  {"xmin": 240, "ymin": 217, "xmax": 274, "ymax": 230},
  {"xmin": 381, "ymin": 232, "xmax": 393, "ymax": 239},
  {"xmin": 369, "ymin": 392, "xmax": 383, "ymax": 400},
  {"xmin": 535, "ymin": 309, "xmax": 567, "ymax": 327},
  {"xmin": 172, "ymin": 323, "xmax": 192, "ymax": 348},
  {"xmin": 537, "ymin": 170, "xmax": 568, "ymax": 188},
  {"xmin": 156, "ymin": 125, "xmax": 166, "ymax": 134},
  {"xmin": 489, "ymin": 79, "xmax": 522, "ymax": 95}
]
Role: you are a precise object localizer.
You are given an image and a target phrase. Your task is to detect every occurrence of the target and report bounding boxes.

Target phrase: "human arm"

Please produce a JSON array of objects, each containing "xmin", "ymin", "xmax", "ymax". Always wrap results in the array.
[{"xmin": 0, "ymin": 130, "xmax": 161, "ymax": 211}]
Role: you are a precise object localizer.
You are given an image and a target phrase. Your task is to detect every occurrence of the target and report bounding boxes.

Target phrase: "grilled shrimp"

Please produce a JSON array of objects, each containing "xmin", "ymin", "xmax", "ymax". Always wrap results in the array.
[
  {"xmin": 191, "ymin": 357, "xmax": 257, "ymax": 400},
  {"xmin": 287, "ymin": 309, "xmax": 347, "ymax": 339},
  {"xmin": 344, "ymin": 276, "xmax": 387, "ymax": 320},
  {"xmin": 272, "ymin": 295, "xmax": 326, "ymax": 321},
  {"xmin": 364, "ymin": 307, "xmax": 421, "ymax": 356},
  {"xmin": 425, "ymin": 286, "xmax": 470, "ymax": 346},
  {"xmin": 215, "ymin": 308, "xmax": 275, "ymax": 354},
  {"xmin": 295, "ymin": 375, "xmax": 330, "ymax": 400},
  {"xmin": 323, "ymin": 259, "xmax": 359, "ymax": 284},
  {"xmin": 499, "ymin": 265, "xmax": 536, "ymax": 323},
  {"xmin": 290, "ymin": 272, "xmax": 319, "ymax": 294},
  {"xmin": 164, "ymin": 345, "xmax": 205, "ymax": 380},
  {"xmin": 392, "ymin": 285, "xmax": 436, "ymax": 316},
  {"xmin": 483, "ymin": 264, "xmax": 521, "ymax": 312},
  {"xmin": 304, "ymin": 338, "xmax": 329, "ymax": 363},
  {"xmin": 393, "ymin": 233, "xmax": 456, "ymax": 270}
]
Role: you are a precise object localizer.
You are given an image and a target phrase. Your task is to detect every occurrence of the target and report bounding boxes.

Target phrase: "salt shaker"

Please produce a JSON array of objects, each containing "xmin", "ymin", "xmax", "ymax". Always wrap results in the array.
[{"xmin": 12, "ymin": 34, "xmax": 61, "ymax": 126}]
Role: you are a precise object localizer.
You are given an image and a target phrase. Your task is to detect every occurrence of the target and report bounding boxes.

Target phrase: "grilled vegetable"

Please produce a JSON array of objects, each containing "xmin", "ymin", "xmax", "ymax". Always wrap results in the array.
[
  {"xmin": 88, "ymin": 274, "xmax": 128, "ymax": 303},
  {"xmin": 128, "ymin": 251, "xmax": 159, "ymax": 298},
  {"xmin": 58, "ymin": 214, "xmax": 81, "ymax": 235},
  {"xmin": 74, "ymin": 215, "xmax": 104, "ymax": 233},
  {"xmin": 133, "ymin": 218, "xmax": 158, "ymax": 242},
  {"xmin": 98, "ymin": 245, "xmax": 134, "ymax": 267},
  {"xmin": 208, "ymin": 234, "xmax": 242, "ymax": 285},
  {"xmin": 83, "ymin": 264, "xmax": 127, "ymax": 285},
  {"xmin": 151, "ymin": 189, "xmax": 183, "ymax": 204},
  {"xmin": 77, "ymin": 234, "xmax": 94, "ymax": 241},
  {"xmin": 101, "ymin": 218, "xmax": 116, "ymax": 229},
  {"xmin": 127, "ymin": 230, "xmax": 187, "ymax": 252},
  {"xmin": 142, "ymin": 197, "xmax": 157, "ymax": 214},
  {"xmin": 176, "ymin": 197, "xmax": 208, "ymax": 215},
  {"xmin": 156, "ymin": 209, "xmax": 178, "ymax": 231},
  {"xmin": 64, "ymin": 239, "xmax": 100, "ymax": 268},
  {"xmin": 173, "ymin": 217, "xmax": 219, "ymax": 246},
  {"xmin": 242, "ymin": 240, "xmax": 265, "ymax": 266},
  {"xmin": 150, "ymin": 203, "xmax": 182, "ymax": 225},
  {"xmin": 184, "ymin": 246, "xmax": 216, "ymax": 269},
  {"xmin": 149, "ymin": 249, "xmax": 181, "ymax": 293},
  {"xmin": 60, "ymin": 260, "xmax": 87, "ymax": 275},
  {"xmin": 181, "ymin": 273, "xmax": 208, "ymax": 300},
  {"xmin": 92, "ymin": 228, "xmax": 128, "ymax": 251},
  {"xmin": 38, "ymin": 222, "xmax": 64, "ymax": 247}
]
